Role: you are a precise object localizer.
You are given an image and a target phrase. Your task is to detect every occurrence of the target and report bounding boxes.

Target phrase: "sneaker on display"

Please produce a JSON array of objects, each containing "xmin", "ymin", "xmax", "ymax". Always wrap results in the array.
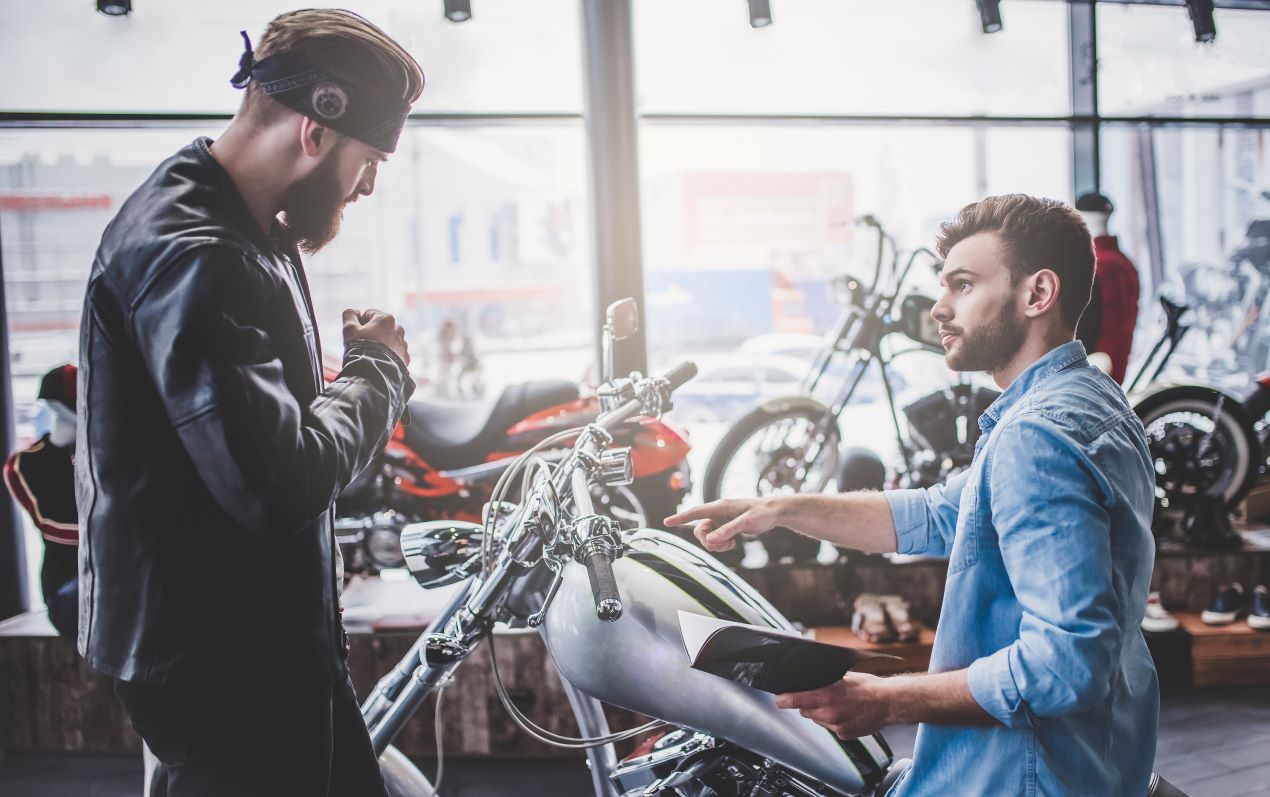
[
  {"xmin": 878, "ymin": 594, "xmax": 919, "ymax": 642},
  {"xmin": 1141, "ymin": 592, "xmax": 1179, "ymax": 633},
  {"xmin": 1249, "ymin": 585, "xmax": 1270, "ymax": 631},
  {"xmin": 1201, "ymin": 582, "xmax": 1246, "ymax": 625},
  {"xmin": 851, "ymin": 593, "xmax": 893, "ymax": 644}
]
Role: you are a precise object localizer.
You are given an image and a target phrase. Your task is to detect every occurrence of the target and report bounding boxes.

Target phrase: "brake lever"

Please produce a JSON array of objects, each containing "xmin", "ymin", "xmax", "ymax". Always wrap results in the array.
[{"xmin": 527, "ymin": 566, "xmax": 567, "ymax": 628}]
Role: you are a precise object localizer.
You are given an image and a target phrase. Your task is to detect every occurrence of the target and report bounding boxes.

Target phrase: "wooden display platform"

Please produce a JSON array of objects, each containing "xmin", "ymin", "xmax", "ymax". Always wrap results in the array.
[
  {"xmin": 812, "ymin": 623, "xmax": 935, "ymax": 676},
  {"xmin": 1175, "ymin": 611, "xmax": 1270, "ymax": 687}
]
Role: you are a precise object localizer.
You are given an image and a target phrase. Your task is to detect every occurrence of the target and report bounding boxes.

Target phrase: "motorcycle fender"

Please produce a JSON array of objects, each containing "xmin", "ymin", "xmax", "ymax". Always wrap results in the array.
[
  {"xmin": 380, "ymin": 744, "xmax": 435, "ymax": 797},
  {"xmin": 752, "ymin": 394, "xmax": 832, "ymax": 418},
  {"xmin": 1131, "ymin": 383, "xmax": 1252, "ymax": 421}
]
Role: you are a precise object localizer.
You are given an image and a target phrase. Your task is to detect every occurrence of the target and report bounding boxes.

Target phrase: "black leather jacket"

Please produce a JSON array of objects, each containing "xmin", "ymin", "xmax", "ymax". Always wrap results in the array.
[{"xmin": 76, "ymin": 138, "xmax": 412, "ymax": 684}]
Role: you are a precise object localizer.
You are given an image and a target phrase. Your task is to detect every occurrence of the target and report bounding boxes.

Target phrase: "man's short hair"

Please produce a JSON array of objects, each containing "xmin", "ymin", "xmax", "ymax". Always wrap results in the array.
[
  {"xmin": 936, "ymin": 194, "xmax": 1095, "ymax": 329},
  {"xmin": 240, "ymin": 9, "xmax": 424, "ymax": 136}
]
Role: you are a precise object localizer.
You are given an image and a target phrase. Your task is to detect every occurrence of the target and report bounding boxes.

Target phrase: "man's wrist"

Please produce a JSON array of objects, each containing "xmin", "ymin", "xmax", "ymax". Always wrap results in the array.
[
  {"xmin": 764, "ymin": 494, "xmax": 794, "ymax": 528},
  {"xmin": 874, "ymin": 675, "xmax": 914, "ymax": 726}
]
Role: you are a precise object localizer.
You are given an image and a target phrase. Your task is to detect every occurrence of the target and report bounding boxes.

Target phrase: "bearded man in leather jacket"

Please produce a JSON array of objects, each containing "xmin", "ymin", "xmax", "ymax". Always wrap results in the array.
[{"xmin": 76, "ymin": 11, "xmax": 423, "ymax": 795}]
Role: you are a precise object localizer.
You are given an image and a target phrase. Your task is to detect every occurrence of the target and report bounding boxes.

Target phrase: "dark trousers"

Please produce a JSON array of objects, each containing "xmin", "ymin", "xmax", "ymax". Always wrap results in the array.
[
  {"xmin": 115, "ymin": 667, "xmax": 387, "ymax": 797},
  {"xmin": 40, "ymin": 543, "xmax": 78, "ymax": 639}
]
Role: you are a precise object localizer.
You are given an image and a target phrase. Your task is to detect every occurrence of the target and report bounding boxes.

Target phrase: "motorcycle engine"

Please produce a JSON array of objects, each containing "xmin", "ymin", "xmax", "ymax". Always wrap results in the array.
[
  {"xmin": 334, "ymin": 510, "xmax": 410, "ymax": 571},
  {"xmin": 612, "ymin": 730, "xmax": 845, "ymax": 797},
  {"xmin": 901, "ymin": 383, "xmax": 999, "ymax": 487}
]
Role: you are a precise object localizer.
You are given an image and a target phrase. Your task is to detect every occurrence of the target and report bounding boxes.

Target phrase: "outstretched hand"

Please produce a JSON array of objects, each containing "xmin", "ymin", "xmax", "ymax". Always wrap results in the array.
[{"xmin": 664, "ymin": 498, "xmax": 780, "ymax": 552}]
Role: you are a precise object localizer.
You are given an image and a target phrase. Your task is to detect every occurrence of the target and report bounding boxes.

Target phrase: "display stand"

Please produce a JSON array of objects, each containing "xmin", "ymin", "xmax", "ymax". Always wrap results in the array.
[{"xmin": 1174, "ymin": 612, "xmax": 1270, "ymax": 687}]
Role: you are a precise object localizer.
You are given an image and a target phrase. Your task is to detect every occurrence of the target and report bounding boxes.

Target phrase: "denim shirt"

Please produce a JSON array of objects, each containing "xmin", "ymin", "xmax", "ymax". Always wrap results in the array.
[{"xmin": 883, "ymin": 342, "xmax": 1159, "ymax": 797}]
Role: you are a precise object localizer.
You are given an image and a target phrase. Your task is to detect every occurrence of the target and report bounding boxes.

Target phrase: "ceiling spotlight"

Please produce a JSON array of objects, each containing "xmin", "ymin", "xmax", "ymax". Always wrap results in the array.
[
  {"xmin": 975, "ymin": 0, "xmax": 1003, "ymax": 34},
  {"xmin": 443, "ymin": 0, "xmax": 471, "ymax": 23},
  {"xmin": 747, "ymin": 0, "xmax": 772, "ymax": 29},
  {"xmin": 96, "ymin": 0, "xmax": 132, "ymax": 15},
  {"xmin": 1185, "ymin": 0, "xmax": 1216, "ymax": 43}
]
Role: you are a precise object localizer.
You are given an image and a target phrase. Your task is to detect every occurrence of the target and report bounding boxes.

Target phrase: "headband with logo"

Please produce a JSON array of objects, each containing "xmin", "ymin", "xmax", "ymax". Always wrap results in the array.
[{"xmin": 230, "ymin": 31, "xmax": 411, "ymax": 154}]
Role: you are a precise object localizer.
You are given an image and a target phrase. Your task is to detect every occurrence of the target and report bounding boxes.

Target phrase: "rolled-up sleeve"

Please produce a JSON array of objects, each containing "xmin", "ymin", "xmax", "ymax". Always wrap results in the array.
[
  {"xmin": 884, "ymin": 467, "xmax": 970, "ymax": 557},
  {"xmin": 967, "ymin": 414, "xmax": 1118, "ymax": 729}
]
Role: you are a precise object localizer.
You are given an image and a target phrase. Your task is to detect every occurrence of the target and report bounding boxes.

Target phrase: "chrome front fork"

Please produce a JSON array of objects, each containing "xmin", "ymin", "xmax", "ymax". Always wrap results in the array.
[{"xmin": 363, "ymin": 579, "xmax": 477, "ymax": 755}]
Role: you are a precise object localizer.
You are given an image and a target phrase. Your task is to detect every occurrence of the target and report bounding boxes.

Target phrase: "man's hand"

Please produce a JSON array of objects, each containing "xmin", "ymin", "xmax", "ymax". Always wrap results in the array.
[
  {"xmin": 664, "ymin": 498, "xmax": 781, "ymax": 552},
  {"xmin": 775, "ymin": 673, "xmax": 892, "ymax": 739},
  {"xmin": 343, "ymin": 308, "xmax": 410, "ymax": 367}
]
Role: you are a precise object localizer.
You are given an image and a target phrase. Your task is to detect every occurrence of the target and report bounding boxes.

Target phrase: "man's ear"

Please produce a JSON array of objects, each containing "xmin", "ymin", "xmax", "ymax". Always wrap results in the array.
[
  {"xmin": 297, "ymin": 115, "xmax": 328, "ymax": 159},
  {"xmin": 1023, "ymin": 268, "xmax": 1062, "ymax": 319}
]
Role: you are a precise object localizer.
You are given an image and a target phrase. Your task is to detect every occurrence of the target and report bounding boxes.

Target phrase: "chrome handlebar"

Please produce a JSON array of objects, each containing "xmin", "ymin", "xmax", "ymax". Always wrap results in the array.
[{"xmin": 492, "ymin": 361, "xmax": 698, "ymax": 625}]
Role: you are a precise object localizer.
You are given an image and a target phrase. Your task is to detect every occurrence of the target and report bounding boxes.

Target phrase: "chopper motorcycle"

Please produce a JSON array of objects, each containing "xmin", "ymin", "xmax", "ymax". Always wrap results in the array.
[
  {"xmin": 701, "ymin": 216, "xmax": 997, "ymax": 563},
  {"xmin": 331, "ymin": 310, "xmax": 692, "ymax": 574},
  {"xmin": 360, "ymin": 299, "xmax": 901, "ymax": 797},
  {"xmin": 360, "ymin": 300, "xmax": 1187, "ymax": 797}
]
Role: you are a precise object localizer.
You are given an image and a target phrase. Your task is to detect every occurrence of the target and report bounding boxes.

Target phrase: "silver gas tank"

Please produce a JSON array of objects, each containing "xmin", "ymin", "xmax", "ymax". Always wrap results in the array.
[{"xmin": 539, "ymin": 529, "xmax": 891, "ymax": 795}]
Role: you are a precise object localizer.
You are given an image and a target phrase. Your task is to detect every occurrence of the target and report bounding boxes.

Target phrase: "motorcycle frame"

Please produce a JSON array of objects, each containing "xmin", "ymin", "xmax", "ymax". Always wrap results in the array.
[
  {"xmin": 785, "ymin": 220, "xmax": 946, "ymax": 489},
  {"xmin": 361, "ymin": 424, "xmax": 632, "ymax": 795}
]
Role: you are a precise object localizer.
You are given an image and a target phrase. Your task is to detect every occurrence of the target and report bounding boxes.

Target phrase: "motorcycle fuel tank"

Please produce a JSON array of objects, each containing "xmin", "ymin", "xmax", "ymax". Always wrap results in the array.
[{"xmin": 540, "ymin": 530, "xmax": 891, "ymax": 795}]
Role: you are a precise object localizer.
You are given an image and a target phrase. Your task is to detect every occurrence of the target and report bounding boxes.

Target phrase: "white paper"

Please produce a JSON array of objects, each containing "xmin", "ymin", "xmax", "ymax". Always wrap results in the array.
[{"xmin": 676, "ymin": 610, "xmax": 807, "ymax": 663}]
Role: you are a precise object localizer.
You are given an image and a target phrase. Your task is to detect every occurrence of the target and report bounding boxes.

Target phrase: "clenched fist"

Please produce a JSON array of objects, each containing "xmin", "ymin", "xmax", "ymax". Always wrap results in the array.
[{"xmin": 343, "ymin": 308, "xmax": 410, "ymax": 367}]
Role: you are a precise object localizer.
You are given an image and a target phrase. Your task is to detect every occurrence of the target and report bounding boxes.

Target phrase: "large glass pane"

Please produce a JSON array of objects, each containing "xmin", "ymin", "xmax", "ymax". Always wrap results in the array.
[
  {"xmin": 0, "ymin": 122, "xmax": 592, "ymax": 602},
  {"xmin": 634, "ymin": 0, "xmax": 1070, "ymax": 116},
  {"xmin": 1098, "ymin": 5, "xmax": 1270, "ymax": 118},
  {"xmin": 1101, "ymin": 124, "xmax": 1270, "ymax": 386},
  {"xmin": 0, "ymin": 0, "xmax": 583, "ymax": 114},
  {"xmin": 640, "ymin": 123, "xmax": 1071, "ymax": 494}
]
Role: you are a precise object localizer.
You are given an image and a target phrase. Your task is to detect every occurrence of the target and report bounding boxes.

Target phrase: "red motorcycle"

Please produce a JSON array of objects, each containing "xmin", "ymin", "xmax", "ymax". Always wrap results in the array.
[{"xmin": 333, "ymin": 300, "xmax": 692, "ymax": 573}]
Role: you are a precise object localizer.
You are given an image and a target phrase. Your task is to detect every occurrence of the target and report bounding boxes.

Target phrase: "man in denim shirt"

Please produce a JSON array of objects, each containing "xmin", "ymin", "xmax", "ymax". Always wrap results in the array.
[{"xmin": 668, "ymin": 194, "xmax": 1158, "ymax": 796}]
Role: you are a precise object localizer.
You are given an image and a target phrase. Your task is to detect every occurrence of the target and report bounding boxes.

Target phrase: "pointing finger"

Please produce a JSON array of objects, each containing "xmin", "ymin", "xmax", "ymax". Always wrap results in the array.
[{"xmin": 665, "ymin": 502, "xmax": 725, "ymax": 527}]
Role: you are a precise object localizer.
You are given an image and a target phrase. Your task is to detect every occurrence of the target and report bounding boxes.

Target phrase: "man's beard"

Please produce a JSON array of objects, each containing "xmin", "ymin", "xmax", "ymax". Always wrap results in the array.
[
  {"xmin": 943, "ymin": 302, "xmax": 1027, "ymax": 373},
  {"xmin": 278, "ymin": 156, "xmax": 348, "ymax": 255}
]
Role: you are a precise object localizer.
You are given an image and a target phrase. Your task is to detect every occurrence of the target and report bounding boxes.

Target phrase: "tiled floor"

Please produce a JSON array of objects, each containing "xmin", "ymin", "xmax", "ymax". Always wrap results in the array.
[{"xmin": 2, "ymin": 686, "xmax": 1267, "ymax": 795}]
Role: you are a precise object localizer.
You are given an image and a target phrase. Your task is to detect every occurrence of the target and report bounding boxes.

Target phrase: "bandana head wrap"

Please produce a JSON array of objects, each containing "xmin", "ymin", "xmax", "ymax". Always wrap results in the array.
[{"xmin": 230, "ymin": 31, "xmax": 411, "ymax": 154}]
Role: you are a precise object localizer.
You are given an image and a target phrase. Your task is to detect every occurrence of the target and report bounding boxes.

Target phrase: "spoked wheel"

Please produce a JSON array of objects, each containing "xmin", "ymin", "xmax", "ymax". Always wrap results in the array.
[
  {"xmin": 702, "ymin": 400, "xmax": 838, "ymax": 564},
  {"xmin": 590, "ymin": 482, "xmax": 649, "ymax": 529},
  {"xmin": 1135, "ymin": 388, "xmax": 1259, "ymax": 510}
]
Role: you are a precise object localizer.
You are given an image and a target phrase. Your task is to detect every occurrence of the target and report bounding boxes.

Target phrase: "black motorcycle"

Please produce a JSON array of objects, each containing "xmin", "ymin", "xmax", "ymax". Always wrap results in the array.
[
  {"xmin": 701, "ymin": 216, "xmax": 997, "ymax": 563},
  {"xmin": 1129, "ymin": 296, "xmax": 1266, "ymax": 545}
]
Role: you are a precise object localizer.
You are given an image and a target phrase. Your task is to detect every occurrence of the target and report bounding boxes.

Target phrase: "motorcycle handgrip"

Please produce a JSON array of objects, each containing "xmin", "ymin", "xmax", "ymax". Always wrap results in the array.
[
  {"xmin": 583, "ymin": 547, "xmax": 623, "ymax": 622},
  {"xmin": 661, "ymin": 360, "xmax": 698, "ymax": 392}
]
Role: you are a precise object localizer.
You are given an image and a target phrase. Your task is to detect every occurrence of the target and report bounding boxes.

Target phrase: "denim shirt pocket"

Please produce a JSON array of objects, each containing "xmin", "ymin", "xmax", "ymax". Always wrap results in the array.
[{"xmin": 947, "ymin": 486, "xmax": 979, "ymax": 575}]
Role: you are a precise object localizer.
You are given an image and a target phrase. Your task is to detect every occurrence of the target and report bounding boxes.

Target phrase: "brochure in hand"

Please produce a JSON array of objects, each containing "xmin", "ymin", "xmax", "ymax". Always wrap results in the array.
[{"xmin": 678, "ymin": 611, "xmax": 898, "ymax": 695}]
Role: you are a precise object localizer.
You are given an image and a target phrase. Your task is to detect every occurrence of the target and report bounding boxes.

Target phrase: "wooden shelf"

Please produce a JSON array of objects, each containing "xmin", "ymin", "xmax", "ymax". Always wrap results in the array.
[
  {"xmin": 812, "ymin": 624, "xmax": 935, "ymax": 676},
  {"xmin": 1174, "ymin": 611, "xmax": 1270, "ymax": 687}
]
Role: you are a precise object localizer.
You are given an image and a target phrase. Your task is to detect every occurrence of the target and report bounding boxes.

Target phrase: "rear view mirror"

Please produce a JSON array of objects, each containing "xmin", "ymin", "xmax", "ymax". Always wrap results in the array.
[
  {"xmin": 606, "ymin": 298, "xmax": 639, "ymax": 341},
  {"xmin": 899, "ymin": 294, "xmax": 942, "ymax": 351}
]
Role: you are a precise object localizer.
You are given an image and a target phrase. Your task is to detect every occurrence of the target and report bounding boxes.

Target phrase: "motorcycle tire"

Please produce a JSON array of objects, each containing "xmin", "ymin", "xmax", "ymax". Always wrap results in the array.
[
  {"xmin": 632, "ymin": 471, "xmax": 745, "ymax": 566},
  {"xmin": 702, "ymin": 397, "xmax": 839, "ymax": 566},
  {"xmin": 1135, "ymin": 385, "xmax": 1260, "ymax": 510}
]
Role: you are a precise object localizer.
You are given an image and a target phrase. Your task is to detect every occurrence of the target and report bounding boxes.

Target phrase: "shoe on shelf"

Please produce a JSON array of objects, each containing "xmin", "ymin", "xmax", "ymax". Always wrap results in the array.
[
  {"xmin": 1201, "ymin": 582, "xmax": 1246, "ymax": 625},
  {"xmin": 852, "ymin": 593, "xmax": 894, "ymax": 644},
  {"xmin": 1141, "ymin": 592, "xmax": 1179, "ymax": 633},
  {"xmin": 878, "ymin": 594, "xmax": 919, "ymax": 642},
  {"xmin": 1249, "ymin": 585, "xmax": 1270, "ymax": 631}
]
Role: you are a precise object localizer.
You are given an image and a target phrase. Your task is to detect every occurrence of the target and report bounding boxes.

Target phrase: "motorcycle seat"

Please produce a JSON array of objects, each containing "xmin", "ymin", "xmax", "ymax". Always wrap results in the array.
[{"xmin": 404, "ymin": 380, "xmax": 580, "ymax": 471}]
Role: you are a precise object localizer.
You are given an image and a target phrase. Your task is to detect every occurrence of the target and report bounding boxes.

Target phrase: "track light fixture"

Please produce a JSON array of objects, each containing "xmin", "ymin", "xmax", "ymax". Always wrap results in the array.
[
  {"xmin": 443, "ymin": 0, "xmax": 471, "ymax": 23},
  {"xmin": 96, "ymin": 0, "xmax": 132, "ymax": 16},
  {"xmin": 1185, "ymin": 0, "xmax": 1216, "ymax": 43},
  {"xmin": 747, "ymin": 0, "xmax": 772, "ymax": 29},
  {"xmin": 975, "ymin": 0, "xmax": 1003, "ymax": 34}
]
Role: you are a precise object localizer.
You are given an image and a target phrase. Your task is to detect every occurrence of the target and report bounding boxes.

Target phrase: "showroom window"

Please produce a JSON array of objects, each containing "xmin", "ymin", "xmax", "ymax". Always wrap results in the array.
[
  {"xmin": 633, "ymin": 0, "xmax": 1075, "ymax": 474},
  {"xmin": 0, "ymin": 0, "xmax": 591, "ymax": 606},
  {"xmin": 1097, "ymin": 2, "xmax": 1270, "ymax": 388}
]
